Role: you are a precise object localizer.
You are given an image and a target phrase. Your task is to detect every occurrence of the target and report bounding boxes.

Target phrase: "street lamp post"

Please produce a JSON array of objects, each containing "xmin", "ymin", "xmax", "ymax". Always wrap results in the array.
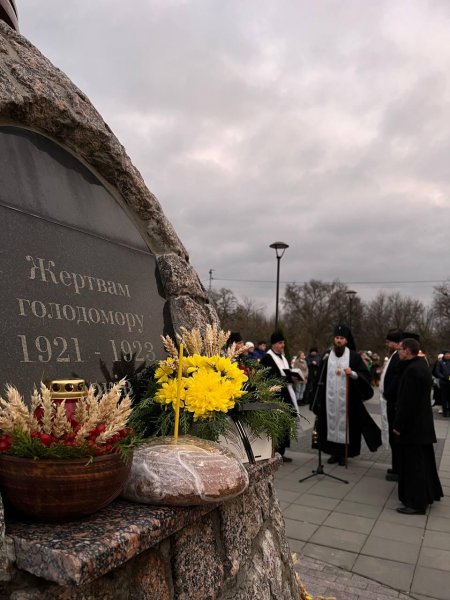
[
  {"xmin": 346, "ymin": 290, "xmax": 357, "ymax": 329},
  {"xmin": 270, "ymin": 241, "xmax": 289, "ymax": 330}
]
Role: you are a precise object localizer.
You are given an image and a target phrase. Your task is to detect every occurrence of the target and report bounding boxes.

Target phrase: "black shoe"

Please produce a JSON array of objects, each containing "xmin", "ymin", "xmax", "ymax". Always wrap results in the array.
[
  {"xmin": 327, "ymin": 455, "xmax": 339, "ymax": 464},
  {"xmin": 338, "ymin": 458, "xmax": 346, "ymax": 466},
  {"xmin": 282, "ymin": 456, "xmax": 293, "ymax": 463},
  {"xmin": 396, "ymin": 506, "xmax": 425, "ymax": 515},
  {"xmin": 385, "ymin": 473, "xmax": 398, "ymax": 481}
]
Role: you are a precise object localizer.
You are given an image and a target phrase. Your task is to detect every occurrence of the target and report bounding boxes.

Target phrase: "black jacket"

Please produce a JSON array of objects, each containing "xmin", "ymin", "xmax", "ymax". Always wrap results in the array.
[
  {"xmin": 260, "ymin": 352, "xmax": 293, "ymax": 407},
  {"xmin": 394, "ymin": 356, "xmax": 436, "ymax": 445}
]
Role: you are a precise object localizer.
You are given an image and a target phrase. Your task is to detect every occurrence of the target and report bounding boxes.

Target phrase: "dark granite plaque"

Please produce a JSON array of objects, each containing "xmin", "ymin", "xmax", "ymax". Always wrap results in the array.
[{"xmin": 0, "ymin": 126, "xmax": 166, "ymax": 395}]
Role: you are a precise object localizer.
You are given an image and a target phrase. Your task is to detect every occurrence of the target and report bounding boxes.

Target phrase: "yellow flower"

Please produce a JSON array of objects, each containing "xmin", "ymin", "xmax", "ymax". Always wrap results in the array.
[
  {"xmin": 155, "ymin": 379, "xmax": 186, "ymax": 407},
  {"xmin": 184, "ymin": 369, "xmax": 236, "ymax": 420},
  {"xmin": 155, "ymin": 359, "xmax": 176, "ymax": 383},
  {"xmin": 184, "ymin": 354, "xmax": 207, "ymax": 374}
]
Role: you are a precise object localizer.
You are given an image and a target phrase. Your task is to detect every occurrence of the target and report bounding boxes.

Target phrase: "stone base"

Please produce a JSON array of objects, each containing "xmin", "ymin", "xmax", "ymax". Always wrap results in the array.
[{"xmin": 0, "ymin": 458, "xmax": 300, "ymax": 600}]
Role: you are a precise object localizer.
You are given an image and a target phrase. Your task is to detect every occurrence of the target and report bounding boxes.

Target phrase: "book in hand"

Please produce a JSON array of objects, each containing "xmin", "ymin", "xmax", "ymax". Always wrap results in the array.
[{"xmin": 284, "ymin": 368, "xmax": 305, "ymax": 382}]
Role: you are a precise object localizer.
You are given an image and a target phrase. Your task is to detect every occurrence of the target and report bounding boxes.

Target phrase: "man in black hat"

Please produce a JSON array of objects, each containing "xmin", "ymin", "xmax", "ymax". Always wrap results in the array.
[
  {"xmin": 313, "ymin": 325, "xmax": 381, "ymax": 465},
  {"xmin": 379, "ymin": 328, "xmax": 403, "ymax": 481},
  {"xmin": 260, "ymin": 331, "xmax": 299, "ymax": 462}
]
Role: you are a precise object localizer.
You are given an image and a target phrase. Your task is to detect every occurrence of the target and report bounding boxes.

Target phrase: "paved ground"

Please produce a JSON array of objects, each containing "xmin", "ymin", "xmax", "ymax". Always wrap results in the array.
[{"xmin": 274, "ymin": 393, "xmax": 450, "ymax": 600}]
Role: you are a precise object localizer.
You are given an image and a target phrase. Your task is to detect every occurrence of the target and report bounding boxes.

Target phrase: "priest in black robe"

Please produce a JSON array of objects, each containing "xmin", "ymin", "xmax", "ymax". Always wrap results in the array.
[
  {"xmin": 313, "ymin": 325, "xmax": 381, "ymax": 465},
  {"xmin": 260, "ymin": 331, "xmax": 299, "ymax": 461},
  {"xmin": 394, "ymin": 337, "xmax": 443, "ymax": 515}
]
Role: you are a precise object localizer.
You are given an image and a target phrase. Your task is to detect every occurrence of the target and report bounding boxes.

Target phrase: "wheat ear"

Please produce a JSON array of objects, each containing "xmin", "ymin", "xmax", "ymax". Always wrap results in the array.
[{"xmin": 161, "ymin": 335, "xmax": 179, "ymax": 359}]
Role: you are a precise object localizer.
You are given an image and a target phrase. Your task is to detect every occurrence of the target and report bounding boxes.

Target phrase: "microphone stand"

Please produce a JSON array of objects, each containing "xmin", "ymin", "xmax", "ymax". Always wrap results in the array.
[{"xmin": 299, "ymin": 358, "xmax": 349, "ymax": 484}]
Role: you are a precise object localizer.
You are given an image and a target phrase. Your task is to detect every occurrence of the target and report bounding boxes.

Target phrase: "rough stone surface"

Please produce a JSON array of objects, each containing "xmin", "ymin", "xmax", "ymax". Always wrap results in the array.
[
  {"xmin": 0, "ymin": 496, "xmax": 12, "ymax": 583},
  {"xmin": 128, "ymin": 549, "xmax": 171, "ymax": 600},
  {"xmin": 169, "ymin": 296, "xmax": 220, "ymax": 335},
  {"xmin": 172, "ymin": 516, "xmax": 224, "ymax": 600},
  {"xmin": 156, "ymin": 254, "xmax": 208, "ymax": 300},
  {"xmin": 219, "ymin": 478, "xmax": 265, "ymax": 577}
]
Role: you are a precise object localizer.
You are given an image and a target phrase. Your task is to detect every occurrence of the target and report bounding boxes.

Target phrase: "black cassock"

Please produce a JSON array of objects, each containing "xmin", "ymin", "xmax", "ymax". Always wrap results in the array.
[
  {"xmin": 394, "ymin": 357, "xmax": 443, "ymax": 510},
  {"xmin": 260, "ymin": 350, "xmax": 295, "ymax": 456},
  {"xmin": 313, "ymin": 350, "xmax": 381, "ymax": 458}
]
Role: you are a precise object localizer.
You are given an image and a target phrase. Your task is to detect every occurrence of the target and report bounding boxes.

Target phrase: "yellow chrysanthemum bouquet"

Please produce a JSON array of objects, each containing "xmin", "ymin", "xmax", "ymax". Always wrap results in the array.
[
  {"xmin": 154, "ymin": 354, "xmax": 247, "ymax": 420},
  {"xmin": 130, "ymin": 325, "xmax": 298, "ymax": 449}
]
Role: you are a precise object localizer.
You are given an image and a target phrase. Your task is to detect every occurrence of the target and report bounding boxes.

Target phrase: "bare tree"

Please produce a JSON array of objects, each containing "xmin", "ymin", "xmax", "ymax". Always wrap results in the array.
[
  {"xmin": 209, "ymin": 288, "xmax": 272, "ymax": 342},
  {"xmin": 282, "ymin": 279, "xmax": 353, "ymax": 352},
  {"xmin": 362, "ymin": 292, "xmax": 426, "ymax": 354},
  {"xmin": 431, "ymin": 282, "xmax": 450, "ymax": 351},
  {"xmin": 208, "ymin": 288, "xmax": 238, "ymax": 325}
]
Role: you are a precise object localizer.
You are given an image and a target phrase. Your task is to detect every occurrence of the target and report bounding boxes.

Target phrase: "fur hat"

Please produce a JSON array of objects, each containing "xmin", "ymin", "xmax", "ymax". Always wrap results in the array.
[
  {"xmin": 333, "ymin": 324, "xmax": 356, "ymax": 351},
  {"xmin": 386, "ymin": 328, "xmax": 403, "ymax": 343},
  {"xmin": 270, "ymin": 331, "xmax": 284, "ymax": 345}
]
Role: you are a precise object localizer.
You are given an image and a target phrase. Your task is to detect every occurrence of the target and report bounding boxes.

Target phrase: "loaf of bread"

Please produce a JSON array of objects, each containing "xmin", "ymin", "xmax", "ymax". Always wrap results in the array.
[{"xmin": 122, "ymin": 435, "xmax": 249, "ymax": 506}]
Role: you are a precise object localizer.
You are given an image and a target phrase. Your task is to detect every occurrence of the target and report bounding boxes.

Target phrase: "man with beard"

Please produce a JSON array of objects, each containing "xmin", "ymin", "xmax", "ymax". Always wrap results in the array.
[
  {"xmin": 394, "ymin": 337, "xmax": 443, "ymax": 515},
  {"xmin": 379, "ymin": 328, "xmax": 403, "ymax": 481},
  {"xmin": 313, "ymin": 325, "xmax": 381, "ymax": 465}
]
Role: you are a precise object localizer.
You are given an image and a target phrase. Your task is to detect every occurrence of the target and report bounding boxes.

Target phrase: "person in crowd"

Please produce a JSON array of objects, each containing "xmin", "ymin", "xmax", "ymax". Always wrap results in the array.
[
  {"xmin": 227, "ymin": 332, "xmax": 244, "ymax": 351},
  {"xmin": 260, "ymin": 331, "xmax": 300, "ymax": 462},
  {"xmin": 365, "ymin": 350, "xmax": 374, "ymax": 372},
  {"xmin": 291, "ymin": 350, "xmax": 308, "ymax": 405},
  {"xmin": 313, "ymin": 325, "xmax": 381, "ymax": 466},
  {"xmin": 253, "ymin": 341, "xmax": 267, "ymax": 361},
  {"xmin": 244, "ymin": 341, "xmax": 257, "ymax": 359},
  {"xmin": 304, "ymin": 347, "xmax": 322, "ymax": 407},
  {"xmin": 436, "ymin": 349, "xmax": 450, "ymax": 417},
  {"xmin": 431, "ymin": 353, "xmax": 443, "ymax": 409},
  {"xmin": 393, "ymin": 337, "xmax": 443, "ymax": 514},
  {"xmin": 370, "ymin": 353, "xmax": 382, "ymax": 386},
  {"xmin": 402, "ymin": 332, "xmax": 429, "ymax": 364},
  {"xmin": 359, "ymin": 351, "xmax": 371, "ymax": 369},
  {"xmin": 379, "ymin": 328, "xmax": 403, "ymax": 481}
]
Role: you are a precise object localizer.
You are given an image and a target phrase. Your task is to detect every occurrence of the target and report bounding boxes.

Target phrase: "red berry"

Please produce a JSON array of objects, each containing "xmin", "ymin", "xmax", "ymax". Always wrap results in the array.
[{"xmin": 38, "ymin": 433, "xmax": 52, "ymax": 447}]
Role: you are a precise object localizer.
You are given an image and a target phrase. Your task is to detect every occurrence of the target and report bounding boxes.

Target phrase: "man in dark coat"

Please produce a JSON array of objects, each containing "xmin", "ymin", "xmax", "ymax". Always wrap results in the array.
[
  {"xmin": 436, "ymin": 349, "xmax": 450, "ymax": 417},
  {"xmin": 260, "ymin": 331, "xmax": 299, "ymax": 462},
  {"xmin": 394, "ymin": 337, "xmax": 443, "ymax": 515},
  {"xmin": 379, "ymin": 328, "xmax": 403, "ymax": 481},
  {"xmin": 313, "ymin": 325, "xmax": 381, "ymax": 465}
]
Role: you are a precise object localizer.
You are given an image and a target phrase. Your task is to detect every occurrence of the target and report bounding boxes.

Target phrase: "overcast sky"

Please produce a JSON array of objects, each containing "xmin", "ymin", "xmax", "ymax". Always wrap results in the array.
[{"xmin": 18, "ymin": 1, "xmax": 450, "ymax": 315}]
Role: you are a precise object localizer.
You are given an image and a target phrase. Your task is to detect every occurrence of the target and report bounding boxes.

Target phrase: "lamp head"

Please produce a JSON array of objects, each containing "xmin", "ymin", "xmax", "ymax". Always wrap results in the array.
[{"xmin": 270, "ymin": 241, "xmax": 289, "ymax": 259}]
